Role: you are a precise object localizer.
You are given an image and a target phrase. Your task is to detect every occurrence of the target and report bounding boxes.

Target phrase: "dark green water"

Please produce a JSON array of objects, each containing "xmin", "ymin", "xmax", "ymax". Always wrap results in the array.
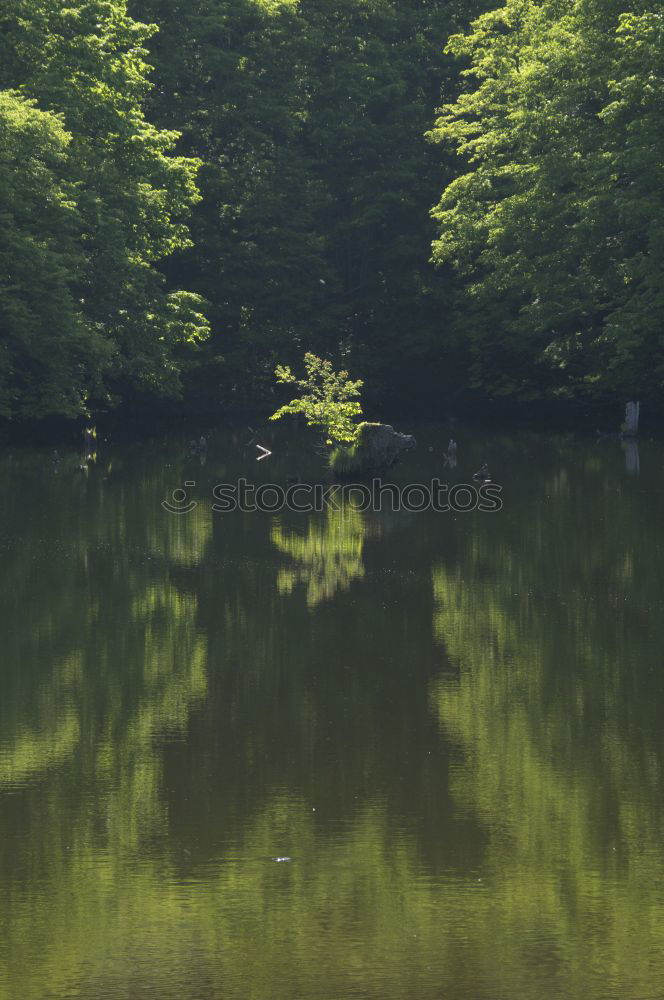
[{"xmin": 1, "ymin": 423, "xmax": 664, "ymax": 999}]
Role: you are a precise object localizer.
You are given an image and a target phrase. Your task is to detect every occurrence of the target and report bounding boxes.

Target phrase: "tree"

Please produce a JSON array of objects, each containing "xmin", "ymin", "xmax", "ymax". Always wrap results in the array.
[
  {"xmin": 599, "ymin": 10, "xmax": 664, "ymax": 394},
  {"xmin": 135, "ymin": 0, "xmax": 335, "ymax": 410},
  {"xmin": 429, "ymin": 0, "xmax": 664, "ymax": 406},
  {"xmin": 270, "ymin": 352, "xmax": 363, "ymax": 445},
  {"xmin": 0, "ymin": 90, "xmax": 111, "ymax": 418},
  {"xmin": 135, "ymin": 0, "xmax": 488, "ymax": 410},
  {"xmin": 0, "ymin": 0, "xmax": 208, "ymax": 420}
]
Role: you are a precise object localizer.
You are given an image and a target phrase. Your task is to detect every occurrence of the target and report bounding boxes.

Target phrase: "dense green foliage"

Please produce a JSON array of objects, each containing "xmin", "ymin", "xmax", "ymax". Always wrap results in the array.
[
  {"xmin": 429, "ymin": 0, "xmax": 664, "ymax": 405},
  {"xmin": 0, "ymin": 0, "xmax": 207, "ymax": 419},
  {"xmin": 1, "ymin": 0, "xmax": 663, "ymax": 421},
  {"xmin": 135, "ymin": 0, "xmax": 482, "ymax": 411}
]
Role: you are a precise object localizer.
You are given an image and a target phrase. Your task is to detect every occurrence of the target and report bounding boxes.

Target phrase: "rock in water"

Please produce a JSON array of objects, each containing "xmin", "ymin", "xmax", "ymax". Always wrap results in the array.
[{"xmin": 330, "ymin": 422, "xmax": 416, "ymax": 476}]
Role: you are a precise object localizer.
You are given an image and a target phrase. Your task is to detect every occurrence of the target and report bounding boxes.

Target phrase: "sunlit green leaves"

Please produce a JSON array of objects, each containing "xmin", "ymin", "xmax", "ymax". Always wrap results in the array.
[
  {"xmin": 0, "ymin": 0, "xmax": 208, "ymax": 419},
  {"xmin": 270, "ymin": 351, "xmax": 364, "ymax": 445},
  {"xmin": 429, "ymin": 0, "xmax": 664, "ymax": 403}
]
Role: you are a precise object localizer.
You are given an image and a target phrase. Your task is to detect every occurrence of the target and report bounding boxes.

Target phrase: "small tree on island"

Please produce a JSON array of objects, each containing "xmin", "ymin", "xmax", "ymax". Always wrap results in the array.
[
  {"xmin": 270, "ymin": 352, "xmax": 364, "ymax": 446},
  {"xmin": 270, "ymin": 352, "xmax": 416, "ymax": 476}
]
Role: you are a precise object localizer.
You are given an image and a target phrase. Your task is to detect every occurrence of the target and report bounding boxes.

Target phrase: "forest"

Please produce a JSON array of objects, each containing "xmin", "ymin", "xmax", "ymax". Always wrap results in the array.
[{"xmin": 1, "ymin": 0, "xmax": 662, "ymax": 426}]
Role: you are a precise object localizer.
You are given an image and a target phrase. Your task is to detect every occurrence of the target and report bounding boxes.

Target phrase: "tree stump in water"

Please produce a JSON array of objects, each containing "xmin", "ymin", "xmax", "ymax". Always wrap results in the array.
[{"xmin": 622, "ymin": 401, "xmax": 640, "ymax": 437}]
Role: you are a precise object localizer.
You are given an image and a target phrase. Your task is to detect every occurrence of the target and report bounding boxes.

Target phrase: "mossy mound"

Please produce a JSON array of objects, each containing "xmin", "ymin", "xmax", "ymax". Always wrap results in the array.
[{"xmin": 329, "ymin": 422, "xmax": 416, "ymax": 477}]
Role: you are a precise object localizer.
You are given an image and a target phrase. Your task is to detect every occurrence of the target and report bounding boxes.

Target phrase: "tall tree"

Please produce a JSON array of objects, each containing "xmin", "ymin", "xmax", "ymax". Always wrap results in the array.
[
  {"xmin": 429, "ymin": 0, "xmax": 664, "ymax": 405},
  {"xmin": 0, "ymin": 91, "xmax": 109, "ymax": 418},
  {"xmin": 0, "ymin": 0, "xmax": 207, "ymax": 420}
]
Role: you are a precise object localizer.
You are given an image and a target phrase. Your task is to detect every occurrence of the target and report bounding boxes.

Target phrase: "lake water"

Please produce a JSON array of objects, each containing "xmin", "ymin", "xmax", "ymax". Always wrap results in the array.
[{"xmin": 1, "ymin": 422, "xmax": 663, "ymax": 999}]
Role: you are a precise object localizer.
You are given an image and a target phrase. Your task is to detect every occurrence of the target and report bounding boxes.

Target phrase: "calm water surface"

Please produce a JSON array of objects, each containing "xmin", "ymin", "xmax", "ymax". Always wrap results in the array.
[{"xmin": 1, "ymin": 423, "xmax": 663, "ymax": 999}]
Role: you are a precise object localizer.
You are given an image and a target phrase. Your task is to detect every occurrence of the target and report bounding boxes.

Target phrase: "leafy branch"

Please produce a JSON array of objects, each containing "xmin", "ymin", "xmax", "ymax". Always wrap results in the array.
[{"xmin": 270, "ymin": 353, "xmax": 363, "ymax": 446}]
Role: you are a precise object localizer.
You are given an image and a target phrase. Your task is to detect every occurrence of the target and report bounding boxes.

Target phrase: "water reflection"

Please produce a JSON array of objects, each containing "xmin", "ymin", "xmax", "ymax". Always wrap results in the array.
[
  {"xmin": 430, "ymin": 445, "xmax": 664, "ymax": 998},
  {"xmin": 272, "ymin": 505, "xmax": 367, "ymax": 605},
  {"xmin": 0, "ymin": 428, "xmax": 663, "ymax": 998},
  {"xmin": 622, "ymin": 437, "xmax": 640, "ymax": 475}
]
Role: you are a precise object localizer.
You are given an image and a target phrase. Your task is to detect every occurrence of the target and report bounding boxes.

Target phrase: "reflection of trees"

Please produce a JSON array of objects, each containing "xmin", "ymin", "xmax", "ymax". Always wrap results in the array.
[
  {"xmin": 0, "ymin": 446, "xmax": 213, "ymax": 996},
  {"xmin": 0, "ymin": 442, "xmax": 459, "ymax": 999},
  {"xmin": 4, "ymin": 433, "xmax": 664, "ymax": 997},
  {"xmin": 0, "ymin": 796, "xmax": 481, "ymax": 1000},
  {"xmin": 271, "ymin": 505, "xmax": 367, "ymax": 606},
  {"xmin": 0, "ymin": 444, "xmax": 211, "ymax": 848},
  {"xmin": 427, "ymin": 455, "xmax": 664, "ymax": 999}
]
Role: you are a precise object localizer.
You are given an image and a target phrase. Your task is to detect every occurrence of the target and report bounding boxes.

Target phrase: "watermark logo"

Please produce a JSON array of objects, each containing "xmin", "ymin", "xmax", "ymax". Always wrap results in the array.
[
  {"xmin": 162, "ymin": 478, "xmax": 503, "ymax": 514},
  {"xmin": 162, "ymin": 481, "xmax": 198, "ymax": 514}
]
